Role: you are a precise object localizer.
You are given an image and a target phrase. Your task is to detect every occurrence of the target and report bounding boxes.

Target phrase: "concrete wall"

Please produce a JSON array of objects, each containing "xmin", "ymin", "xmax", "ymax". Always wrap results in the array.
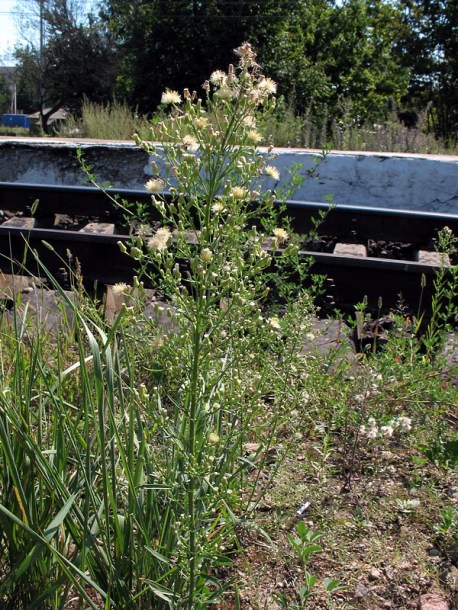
[{"xmin": 1, "ymin": 137, "xmax": 457, "ymax": 213}]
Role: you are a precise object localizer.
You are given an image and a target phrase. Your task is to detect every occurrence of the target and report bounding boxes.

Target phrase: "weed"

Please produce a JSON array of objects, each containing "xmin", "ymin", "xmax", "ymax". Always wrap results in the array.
[
  {"xmin": 0, "ymin": 43, "xmax": 318, "ymax": 609},
  {"xmin": 274, "ymin": 521, "xmax": 345, "ymax": 608}
]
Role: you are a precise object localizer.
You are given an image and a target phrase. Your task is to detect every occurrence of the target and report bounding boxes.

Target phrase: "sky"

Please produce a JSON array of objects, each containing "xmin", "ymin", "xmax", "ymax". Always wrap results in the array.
[
  {"xmin": 0, "ymin": 0, "xmax": 94, "ymax": 62},
  {"xmin": 0, "ymin": 0, "xmax": 30, "ymax": 60}
]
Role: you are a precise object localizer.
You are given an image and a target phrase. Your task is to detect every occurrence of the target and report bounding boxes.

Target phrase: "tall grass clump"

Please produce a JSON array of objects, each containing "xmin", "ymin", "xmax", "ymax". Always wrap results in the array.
[
  {"xmin": 258, "ymin": 98, "xmax": 452, "ymax": 153},
  {"xmin": 0, "ymin": 43, "xmax": 315, "ymax": 609},
  {"xmin": 57, "ymin": 93, "xmax": 455, "ymax": 154},
  {"xmin": 58, "ymin": 98, "xmax": 152, "ymax": 140}
]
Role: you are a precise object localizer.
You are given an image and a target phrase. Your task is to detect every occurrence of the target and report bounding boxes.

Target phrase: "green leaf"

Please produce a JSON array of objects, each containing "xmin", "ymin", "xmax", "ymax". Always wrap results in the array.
[
  {"xmin": 144, "ymin": 546, "xmax": 171, "ymax": 564},
  {"xmin": 323, "ymin": 577, "xmax": 346, "ymax": 593},
  {"xmin": 13, "ymin": 495, "xmax": 76, "ymax": 581}
]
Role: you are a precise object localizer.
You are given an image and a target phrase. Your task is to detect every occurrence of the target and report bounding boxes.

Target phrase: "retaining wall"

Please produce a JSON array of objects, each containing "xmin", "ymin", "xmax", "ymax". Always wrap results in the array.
[{"xmin": 1, "ymin": 137, "xmax": 457, "ymax": 213}]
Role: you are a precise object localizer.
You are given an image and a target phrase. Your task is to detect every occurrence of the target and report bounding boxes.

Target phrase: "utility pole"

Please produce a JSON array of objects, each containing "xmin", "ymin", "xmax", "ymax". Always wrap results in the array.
[{"xmin": 39, "ymin": 0, "xmax": 45, "ymax": 130}]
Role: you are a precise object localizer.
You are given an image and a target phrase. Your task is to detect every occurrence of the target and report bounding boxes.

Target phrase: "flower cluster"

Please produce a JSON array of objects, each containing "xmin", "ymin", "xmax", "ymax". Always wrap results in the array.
[
  {"xmin": 360, "ymin": 415, "xmax": 413, "ymax": 440},
  {"xmin": 201, "ymin": 42, "xmax": 277, "ymax": 110},
  {"xmin": 147, "ymin": 226, "xmax": 171, "ymax": 252}
]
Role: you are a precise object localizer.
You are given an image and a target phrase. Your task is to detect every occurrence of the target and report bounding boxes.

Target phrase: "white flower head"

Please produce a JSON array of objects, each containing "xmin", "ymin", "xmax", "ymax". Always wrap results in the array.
[
  {"xmin": 195, "ymin": 116, "xmax": 209, "ymax": 130},
  {"xmin": 273, "ymin": 228, "xmax": 289, "ymax": 244},
  {"xmin": 231, "ymin": 186, "xmax": 248, "ymax": 200},
  {"xmin": 212, "ymin": 201, "xmax": 225, "ymax": 213},
  {"xmin": 381, "ymin": 425, "xmax": 394, "ymax": 437},
  {"xmin": 268, "ymin": 317, "xmax": 281, "ymax": 330},
  {"xmin": 161, "ymin": 89, "xmax": 182, "ymax": 105},
  {"xmin": 148, "ymin": 227, "xmax": 171, "ymax": 252},
  {"xmin": 210, "ymin": 70, "xmax": 227, "ymax": 86},
  {"xmin": 258, "ymin": 77, "xmax": 277, "ymax": 95},
  {"xmin": 246, "ymin": 129, "xmax": 262, "ymax": 144},
  {"xmin": 242, "ymin": 115, "xmax": 256, "ymax": 127},
  {"xmin": 234, "ymin": 42, "xmax": 258, "ymax": 67},
  {"xmin": 215, "ymin": 87, "xmax": 233, "ymax": 100},
  {"xmin": 112, "ymin": 282, "xmax": 129, "ymax": 295},
  {"xmin": 182, "ymin": 134, "xmax": 198, "ymax": 148},
  {"xmin": 266, "ymin": 165, "xmax": 280, "ymax": 181},
  {"xmin": 145, "ymin": 178, "xmax": 165, "ymax": 193},
  {"xmin": 397, "ymin": 416, "xmax": 412, "ymax": 431}
]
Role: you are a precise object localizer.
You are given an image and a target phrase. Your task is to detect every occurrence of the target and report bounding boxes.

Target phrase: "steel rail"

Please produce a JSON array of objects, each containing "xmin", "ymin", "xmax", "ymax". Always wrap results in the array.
[{"xmin": 0, "ymin": 182, "xmax": 457, "ymax": 315}]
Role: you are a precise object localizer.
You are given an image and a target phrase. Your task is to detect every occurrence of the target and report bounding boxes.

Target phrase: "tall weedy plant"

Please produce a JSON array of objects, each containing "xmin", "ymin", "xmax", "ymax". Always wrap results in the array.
[
  {"xmin": 0, "ymin": 43, "xmax": 314, "ymax": 609},
  {"xmin": 121, "ymin": 42, "xmax": 314, "ymax": 608}
]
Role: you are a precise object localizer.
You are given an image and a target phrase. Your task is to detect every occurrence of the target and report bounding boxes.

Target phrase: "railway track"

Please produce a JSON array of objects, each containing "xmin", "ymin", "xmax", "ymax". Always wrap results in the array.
[{"xmin": 0, "ymin": 182, "xmax": 457, "ymax": 317}]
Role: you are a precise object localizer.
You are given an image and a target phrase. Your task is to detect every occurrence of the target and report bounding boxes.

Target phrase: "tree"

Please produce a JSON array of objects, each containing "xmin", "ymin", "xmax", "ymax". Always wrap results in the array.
[
  {"xmin": 256, "ymin": 0, "xmax": 334, "ymax": 112},
  {"xmin": 257, "ymin": 0, "xmax": 409, "ymax": 124},
  {"xmin": 103, "ymin": 0, "xmax": 409, "ymax": 127},
  {"xmin": 0, "ymin": 74, "xmax": 11, "ymax": 114},
  {"xmin": 13, "ymin": 46, "xmax": 40, "ymax": 113},
  {"xmin": 103, "ymin": 0, "xmax": 292, "ymax": 111},
  {"xmin": 399, "ymin": 0, "xmax": 458, "ymax": 139},
  {"xmin": 326, "ymin": 0, "xmax": 409, "ymax": 119},
  {"xmin": 13, "ymin": 0, "xmax": 117, "ymax": 131},
  {"xmin": 43, "ymin": 4, "xmax": 117, "ymax": 114}
]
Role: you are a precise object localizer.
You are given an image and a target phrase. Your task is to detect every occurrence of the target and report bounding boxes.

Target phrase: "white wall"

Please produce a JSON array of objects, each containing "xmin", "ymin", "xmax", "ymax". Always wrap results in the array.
[{"xmin": 1, "ymin": 138, "xmax": 457, "ymax": 213}]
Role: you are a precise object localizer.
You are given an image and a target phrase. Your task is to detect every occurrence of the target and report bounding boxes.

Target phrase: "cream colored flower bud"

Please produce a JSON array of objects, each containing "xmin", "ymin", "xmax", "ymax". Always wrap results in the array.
[
  {"xmin": 215, "ymin": 87, "xmax": 233, "ymax": 100},
  {"xmin": 209, "ymin": 432, "xmax": 220, "ymax": 444},
  {"xmin": 195, "ymin": 116, "xmax": 209, "ymax": 130},
  {"xmin": 220, "ymin": 297, "xmax": 229, "ymax": 312},
  {"xmin": 211, "ymin": 201, "xmax": 225, "ymax": 213},
  {"xmin": 246, "ymin": 129, "xmax": 262, "ymax": 144},
  {"xmin": 268, "ymin": 317, "xmax": 281, "ymax": 330},
  {"xmin": 231, "ymin": 186, "xmax": 248, "ymax": 200},
  {"xmin": 201, "ymin": 248, "xmax": 213, "ymax": 262}
]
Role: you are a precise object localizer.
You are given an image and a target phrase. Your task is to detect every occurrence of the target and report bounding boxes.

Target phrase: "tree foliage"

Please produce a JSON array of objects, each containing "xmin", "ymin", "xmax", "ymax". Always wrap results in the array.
[
  {"xmin": 0, "ymin": 75, "xmax": 11, "ymax": 114},
  {"xmin": 103, "ymin": 0, "xmax": 410, "ymax": 124},
  {"xmin": 11, "ymin": 0, "xmax": 458, "ymax": 140},
  {"xmin": 258, "ymin": 0, "xmax": 409, "ymax": 121},
  {"xmin": 13, "ymin": 0, "xmax": 117, "ymax": 131},
  {"xmin": 104, "ymin": 0, "xmax": 290, "ymax": 111},
  {"xmin": 399, "ymin": 0, "xmax": 458, "ymax": 139}
]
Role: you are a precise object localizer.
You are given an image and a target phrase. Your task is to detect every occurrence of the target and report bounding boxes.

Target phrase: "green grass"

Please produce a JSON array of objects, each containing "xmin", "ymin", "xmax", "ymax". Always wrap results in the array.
[
  {"xmin": 56, "ymin": 99, "xmax": 457, "ymax": 154},
  {"xmin": 57, "ymin": 98, "xmax": 152, "ymax": 141},
  {"xmin": 0, "ymin": 272, "xmax": 456, "ymax": 609},
  {"xmin": 0, "ymin": 127, "xmax": 30, "ymax": 137}
]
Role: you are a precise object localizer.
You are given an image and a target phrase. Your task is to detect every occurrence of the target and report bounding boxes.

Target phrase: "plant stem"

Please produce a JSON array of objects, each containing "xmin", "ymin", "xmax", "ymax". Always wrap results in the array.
[{"xmin": 186, "ymin": 293, "xmax": 204, "ymax": 609}]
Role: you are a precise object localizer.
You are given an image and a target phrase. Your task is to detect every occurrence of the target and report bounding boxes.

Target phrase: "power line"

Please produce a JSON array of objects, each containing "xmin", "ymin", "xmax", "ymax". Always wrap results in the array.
[{"xmin": 0, "ymin": 10, "xmax": 37, "ymax": 14}]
